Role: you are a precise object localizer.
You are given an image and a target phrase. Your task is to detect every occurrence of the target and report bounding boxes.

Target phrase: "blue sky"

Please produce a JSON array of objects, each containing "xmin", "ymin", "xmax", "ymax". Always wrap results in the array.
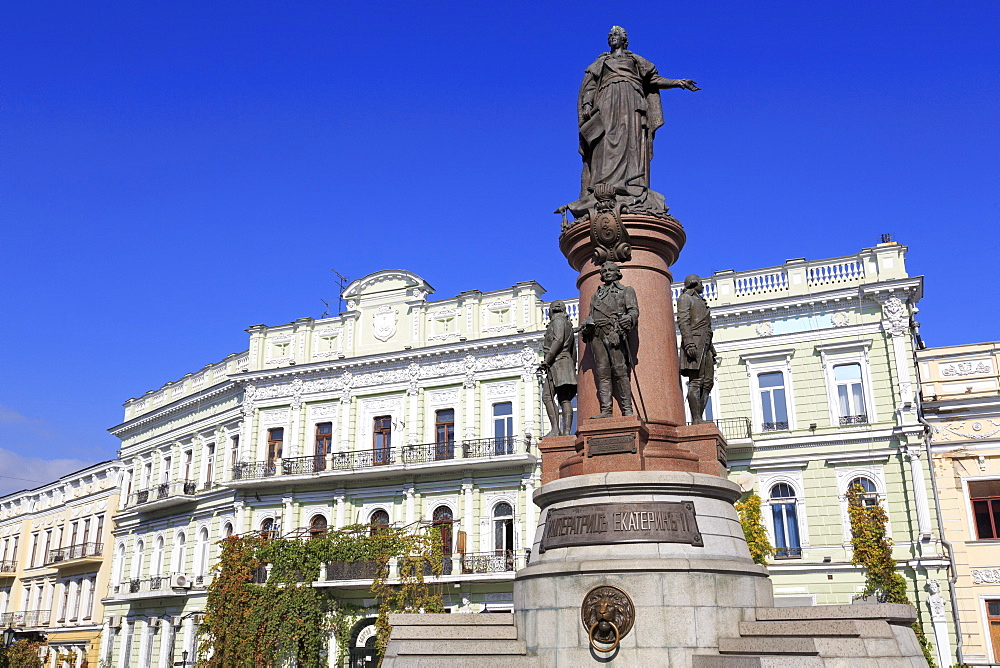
[{"xmin": 2, "ymin": 1, "xmax": 997, "ymax": 494}]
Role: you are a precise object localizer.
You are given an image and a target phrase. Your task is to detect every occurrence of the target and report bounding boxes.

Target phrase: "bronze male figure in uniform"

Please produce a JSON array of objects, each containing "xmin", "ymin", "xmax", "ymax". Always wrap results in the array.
[
  {"xmin": 677, "ymin": 274, "xmax": 716, "ymax": 423},
  {"xmin": 540, "ymin": 300, "xmax": 578, "ymax": 436},
  {"xmin": 581, "ymin": 262, "xmax": 639, "ymax": 418}
]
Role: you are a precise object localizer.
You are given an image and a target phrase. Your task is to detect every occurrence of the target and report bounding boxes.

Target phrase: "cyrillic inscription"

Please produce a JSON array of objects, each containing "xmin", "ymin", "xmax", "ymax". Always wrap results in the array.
[
  {"xmin": 540, "ymin": 501, "xmax": 702, "ymax": 552},
  {"xmin": 587, "ymin": 433, "xmax": 636, "ymax": 456}
]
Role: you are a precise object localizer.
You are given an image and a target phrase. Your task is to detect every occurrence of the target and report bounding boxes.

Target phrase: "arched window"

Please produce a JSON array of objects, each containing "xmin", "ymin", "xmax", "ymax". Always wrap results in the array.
[
  {"xmin": 432, "ymin": 506, "xmax": 454, "ymax": 574},
  {"xmin": 196, "ymin": 527, "xmax": 210, "ymax": 577},
  {"xmin": 309, "ymin": 514, "xmax": 328, "ymax": 539},
  {"xmin": 113, "ymin": 543, "xmax": 126, "ymax": 584},
  {"xmin": 223, "ymin": 522, "xmax": 234, "ymax": 539},
  {"xmin": 848, "ymin": 476, "xmax": 879, "ymax": 507},
  {"xmin": 131, "ymin": 540, "xmax": 145, "ymax": 580},
  {"xmin": 493, "ymin": 502, "xmax": 514, "ymax": 556},
  {"xmin": 769, "ymin": 483, "xmax": 801, "ymax": 559},
  {"xmin": 260, "ymin": 518, "xmax": 276, "ymax": 540},
  {"xmin": 170, "ymin": 532, "xmax": 186, "ymax": 574},
  {"xmin": 369, "ymin": 509, "xmax": 390, "ymax": 536},
  {"xmin": 151, "ymin": 536, "xmax": 165, "ymax": 577}
]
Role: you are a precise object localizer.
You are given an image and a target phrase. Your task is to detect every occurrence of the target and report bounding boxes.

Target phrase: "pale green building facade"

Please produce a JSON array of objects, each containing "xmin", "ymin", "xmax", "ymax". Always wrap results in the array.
[{"xmin": 99, "ymin": 244, "xmax": 957, "ymax": 667}]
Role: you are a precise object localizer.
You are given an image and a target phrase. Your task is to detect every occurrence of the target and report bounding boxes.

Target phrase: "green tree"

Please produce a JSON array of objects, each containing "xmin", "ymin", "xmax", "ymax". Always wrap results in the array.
[
  {"xmin": 735, "ymin": 491, "xmax": 774, "ymax": 565},
  {"xmin": 3, "ymin": 639, "xmax": 45, "ymax": 668},
  {"xmin": 846, "ymin": 482, "xmax": 936, "ymax": 667}
]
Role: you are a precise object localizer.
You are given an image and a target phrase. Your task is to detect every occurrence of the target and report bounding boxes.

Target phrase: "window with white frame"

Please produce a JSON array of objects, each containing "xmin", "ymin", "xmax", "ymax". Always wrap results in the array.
[
  {"xmin": 493, "ymin": 502, "xmax": 514, "ymax": 555},
  {"xmin": 768, "ymin": 483, "xmax": 802, "ymax": 558},
  {"xmin": 758, "ymin": 372, "xmax": 789, "ymax": 431},
  {"xmin": 131, "ymin": 540, "xmax": 145, "ymax": 580},
  {"xmin": 741, "ymin": 350, "xmax": 795, "ymax": 433},
  {"xmin": 151, "ymin": 536, "xmax": 165, "ymax": 577},
  {"xmin": 204, "ymin": 444, "xmax": 215, "ymax": 489},
  {"xmin": 171, "ymin": 532, "xmax": 186, "ymax": 574},
  {"xmin": 816, "ymin": 341, "xmax": 875, "ymax": 427},
  {"xmin": 113, "ymin": 543, "xmax": 126, "ymax": 584},
  {"xmin": 161, "ymin": 455, "xmax": 172, "ymax": 484},
  {"xmin": 182, "ymin": 449, "xmax": 193, "ymax": 482},
  {"xmin": 848, "ymin": 476, "xmax": 879, "ymax": 507},
  {"xmin": 836, "ymin": 465, "xmax": 888, "ymax": 543},
  {"xmin": 196, "ymin": 528, "xmax": 210, "ymax": 577},
  {"xmin": 493, "ymin": 403, "xmax": 514, "ymax": 454}
]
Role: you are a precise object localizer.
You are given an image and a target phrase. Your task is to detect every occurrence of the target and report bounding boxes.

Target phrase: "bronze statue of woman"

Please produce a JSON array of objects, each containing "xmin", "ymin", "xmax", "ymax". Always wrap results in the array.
[{"xmin": 565, "ymin": 26, "xmax": 699, "ymax": 220}]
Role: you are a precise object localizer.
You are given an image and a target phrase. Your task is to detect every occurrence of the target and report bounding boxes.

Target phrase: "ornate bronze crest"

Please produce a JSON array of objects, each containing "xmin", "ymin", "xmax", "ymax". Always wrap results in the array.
[
  {"xmin": 581, "ymin": 585, "xmax": 635, "ymax": 653},
  {"xmin": 587, "ymin": 184, "xmax": 632, "ymax": 265}
]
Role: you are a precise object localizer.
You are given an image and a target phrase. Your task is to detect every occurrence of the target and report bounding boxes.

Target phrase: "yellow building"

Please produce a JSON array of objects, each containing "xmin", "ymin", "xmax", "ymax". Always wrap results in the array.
[
  {"xmin": 0, "ymin": 460, "xmax": 124, "ymax": 667},
  {"xmin": 919, "ymin": 341, "xmax": 1000, "ymax": 665}
]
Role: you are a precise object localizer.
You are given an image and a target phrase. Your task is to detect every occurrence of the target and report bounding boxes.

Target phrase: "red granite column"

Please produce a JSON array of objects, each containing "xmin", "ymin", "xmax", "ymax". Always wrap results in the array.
[{"xmin": 542, "ymin": 214, "xmax": 725, "ymax": 478}]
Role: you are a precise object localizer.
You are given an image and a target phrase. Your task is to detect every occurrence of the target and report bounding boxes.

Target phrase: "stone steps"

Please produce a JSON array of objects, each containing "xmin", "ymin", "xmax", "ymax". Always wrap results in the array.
[{"xmin": 384, "ymin": 613, "xmax": 528, "ymax": 663}]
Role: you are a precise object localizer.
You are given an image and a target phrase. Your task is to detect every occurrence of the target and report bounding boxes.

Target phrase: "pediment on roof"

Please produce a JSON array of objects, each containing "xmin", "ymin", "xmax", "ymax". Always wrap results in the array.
[{"xmin": 342, "ymin": 270, "xmax": 434, "ymax": 301}]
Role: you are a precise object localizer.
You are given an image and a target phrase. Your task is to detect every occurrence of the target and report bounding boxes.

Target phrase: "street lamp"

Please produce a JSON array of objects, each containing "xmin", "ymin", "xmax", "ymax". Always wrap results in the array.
[{"xmin": 1, "ymin": 626, "xmax": 16, "ymax": 668}]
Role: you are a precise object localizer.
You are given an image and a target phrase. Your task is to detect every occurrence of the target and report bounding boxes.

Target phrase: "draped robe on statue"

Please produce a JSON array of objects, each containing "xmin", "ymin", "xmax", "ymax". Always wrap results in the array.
[{"xmin": 569, "ymin": 51, "xmax": 682, "ymax": 219}]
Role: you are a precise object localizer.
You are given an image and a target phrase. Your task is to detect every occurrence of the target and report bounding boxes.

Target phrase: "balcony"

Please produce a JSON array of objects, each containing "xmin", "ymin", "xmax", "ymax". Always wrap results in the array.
[
  {"xmin": 45, "ymin": 542, "xmax": 103, "ymax": 569},
  {"xmin": 313, "ymin": 550, "xmax": 529, "ymax": 588},
  {"xmin": 126, "ymin": 480, "xmax": 198, "ymax": 512},
  {"xmin": 0, "ymin": 560, "xmax": 15, "ymax": 579},
  {"xmin": 760, "ymin": 421, "xmax": 789, "ymax": 433},
  {"xmin": 839, "ymin": 414, "xmax": 869, "ymax": 426},
  {"xmin": 106, "ymin": 574, "xmax": 209, "ymax": 602},
  {"xmin": 226, "ymin": 436, "xmax": 533, "ymax": 489},
  {"xmin": 0, "ymin": 610, "xmax": 51, "ymax": 628},
  {"xmin": 686, "ymin": 417, "xmax": 752, "ymax": 442}
]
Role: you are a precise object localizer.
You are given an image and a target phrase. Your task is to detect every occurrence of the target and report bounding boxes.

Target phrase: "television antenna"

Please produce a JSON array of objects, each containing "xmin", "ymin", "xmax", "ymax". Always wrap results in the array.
[{"xmin": 331, "ymin": 270, "xmax": 350, "ymax": 314}]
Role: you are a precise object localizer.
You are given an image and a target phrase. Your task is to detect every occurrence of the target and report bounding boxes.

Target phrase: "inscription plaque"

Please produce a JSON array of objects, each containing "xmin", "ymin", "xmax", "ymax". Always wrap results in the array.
[
  {"xmin": 587, "ymin": 433, "xmax": 636, "ymax": 456},
  {"xmin": 540, "ymin": 501, "xmax": 702, "ymax": 552}
]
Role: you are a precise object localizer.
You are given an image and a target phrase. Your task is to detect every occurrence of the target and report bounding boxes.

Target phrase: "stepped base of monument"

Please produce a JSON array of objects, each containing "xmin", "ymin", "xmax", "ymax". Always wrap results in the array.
[
  {"xmin": 382, "ymin": 471, "xmax": 928, "ymax": 667},
  {"xmin": 540, "ymin": 419, "xmax": 726, "ymax": 481}
]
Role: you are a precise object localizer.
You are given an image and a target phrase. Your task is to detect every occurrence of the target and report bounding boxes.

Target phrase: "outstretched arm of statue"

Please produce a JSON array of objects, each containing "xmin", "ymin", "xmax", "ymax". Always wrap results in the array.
[{"xmin": 650, "ymin": 76, "xmax": 700, "ymax": 91}]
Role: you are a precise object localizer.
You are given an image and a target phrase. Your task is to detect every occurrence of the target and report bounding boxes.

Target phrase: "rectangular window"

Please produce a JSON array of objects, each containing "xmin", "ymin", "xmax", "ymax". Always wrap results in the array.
[
  {"xmin": 834, "ymin": 363, "xmax": 867, "ymax": 425},
  {"xmin": 435, "ymin": 409, "xmax": 455, "ymax": 460},
  {"xmin": 29, "ymin": 533, "xmax": 39, "ymax": 568},
  {"xmin": 970, "ymin": 480, "xmax": 1000, "ymax": 540},
  {"xmin": 43, "ymin": 530, "xmax": 52, "ymax": 566},
  {"xmin": 70, "ymin": 522, "xmax": 79, "ymax": 548},
  {"xmin": 58, "ymin": 582, "xmax": 69, "ymax": 621},
  {"xmin": 493, "ymin": 402, "xmax": 514, "ymax": 454},
  {"xmin": 315, "ymin": 422, "xmax": 333, "ymax": 470},
  {"xmin": 162, "ymin": 455, "xmax": 172, "ymax": 483},
  {"xmin": 205, "ymin": 444, "xmax": 215, "ymax": 488},
  {"xmin": 373, "ymin": 417, "xmax": 392, "ymax": 465},
  {"xmin": 82, "ymin": 519, "xmax": 91, "ymax": 546},
  {"xmin": 758, "ymin": 372, "xmax": 788, "ymax": 431},
  {"xmin": 230, "ymin": 434, "xmax": 240, "ymax": 470},
  {"xmin": 183, "ymin": 450, "xmax": 193, "ymax": 481},
  {"xmin": 83, "ymin": 577, "xmax": 94, "ymax": 620},
  {"xmin": 987, "ymin": 599, "xmax": 1000, "ymax": 662},
  {"xmin": 266, "ymin": 428, "xmax": 284, "ymax": 474},
  {"xmin": 95, "ymin": 515, "xmax": 105, "ymax": 546}
]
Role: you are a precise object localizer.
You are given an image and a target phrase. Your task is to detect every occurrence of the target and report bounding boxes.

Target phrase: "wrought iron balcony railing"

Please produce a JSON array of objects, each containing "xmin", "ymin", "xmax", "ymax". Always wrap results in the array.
[
  {"xmin": 45, "ymin": 542, "xmax": 102, "ymax": 566},
  {"xmin": 232, "ymin": 436, "xmax": 525, "ymax": 481},
  {"xmin": 402, "ymin": 441, "xmax": 456, "ymax": 464},
  {"xmin": 0, "ymin": 610, "xmax": 51, "ymax": 627},
  {"xmin": 760, "ymin": 421, "xmax": 789, "ymax": 432},
  {"xmin": 839, "ymin": 414, "xmax": 869, "ymax": 426},
  {"xmin": 685, "ymin": 417, "xmax": 752, "ymax": 441},
  {"xmin": 462, "ymin": 436, "xmax": 519, "ymax": 458},
  {"xmin": 774, "ymin": 546, "xmax": 803, "ymax": 559},
  {"xmin": 128, "ymin": 480, "xmax": 197, "ymax": 507},
  {"xmin": 0, "ymin": 560, "xmax": 16, "ymax": 573},
  {"xmin": 325, "ymin": 560, "xmax": 386, "ymax": 581},
  {"xmin": 460, "ymin": 550, "xmax": 528, "ymax": 574}
]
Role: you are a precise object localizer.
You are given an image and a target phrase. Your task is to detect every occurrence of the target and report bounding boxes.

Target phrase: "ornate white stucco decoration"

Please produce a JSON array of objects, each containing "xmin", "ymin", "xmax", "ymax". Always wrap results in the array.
[
  {"xmin": 289, "ymin": 378, "xmax": 304, "ymax": 410},
  {"xmin": 260, "ymin": 408, "xmax": 289, "ymax": 425},
  {"xmin": 411, "ymin": 288, "xmax": 428, "ymax": 301},
  {"xmin": 485, "ymin": 382, "xmax": 517, "ymax": 399},
  {"xmin": 464, "ymin": 354, "xmax": 477, "ymax": 389},
  {"xmin": 310, "ymin": 403, "xmax": 337, "ymax": 419},
  {"xmin": 406, "ymin": 362, "xmax": 420, "ymax": 396},
  {"xmin": 880, "ymin": 297, "xmax": 908, "ymax": 336},
  {"xmin": 313, "ymin": 327, "xmax": 342, "ymax": 359},
  {"xmin": 831, "ymin": 312, "xmax": 849, "ymax": 327},
  {"xmin": 972, "ymin": 568, "xmax": 1000, "ymax": 584},
  {"xmin": 936, "ymin": 419, "xmax": 1000, "ymax": 441},
  {"xmin": 373, "ymin": 306, "xmax": 398, "ymax": 342},
  {"xmin": 941, "ymin": 360, "xmax": 992, "ymax": 377},
  {"xmin": 346, "ymin": 300, "xmax": 357, "ymax": 310},
  {"xmin": 926, "ymin": 579, "xmax": 946, "ymax": 620},
  {"xmin": 755, "ymin": 323, "xmax": 774, "ymax": 337},
  {"xmin": 427, "ymin": 388, "xmax": 460, "ymax": 406},
  {"xmin": 242, "ymin": 384, "xmax": 256, "ymax": 417}
]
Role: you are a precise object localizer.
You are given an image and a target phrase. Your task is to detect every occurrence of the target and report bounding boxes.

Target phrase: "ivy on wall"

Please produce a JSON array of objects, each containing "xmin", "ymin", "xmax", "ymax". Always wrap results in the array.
[
  {"xmin": 197, "ymin": 524, "xmax": 443, "ymax": 667},
  {"xmin": 846, "ymin": 483, "xmax": 937, "ymax": 667},
  {"xmin": 735, "ymin": 492, "xmax": 775, "ymax": 565}
]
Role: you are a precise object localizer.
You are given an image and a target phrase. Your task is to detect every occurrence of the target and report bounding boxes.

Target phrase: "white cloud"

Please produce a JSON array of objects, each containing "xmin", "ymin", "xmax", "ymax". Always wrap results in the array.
[{"xmin": 0, "ymin": 448, "xmax": 94, "ymax": 497}]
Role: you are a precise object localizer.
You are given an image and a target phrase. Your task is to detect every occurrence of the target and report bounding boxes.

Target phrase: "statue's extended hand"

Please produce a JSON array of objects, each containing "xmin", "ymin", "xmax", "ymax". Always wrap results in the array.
[
  {"xmin": 685, "ymin": 344, "xmax": 698, "ymax": 361},
  {"xmin": 681, "ymin": 80, "xmax": 701, "ymax": 91}
]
